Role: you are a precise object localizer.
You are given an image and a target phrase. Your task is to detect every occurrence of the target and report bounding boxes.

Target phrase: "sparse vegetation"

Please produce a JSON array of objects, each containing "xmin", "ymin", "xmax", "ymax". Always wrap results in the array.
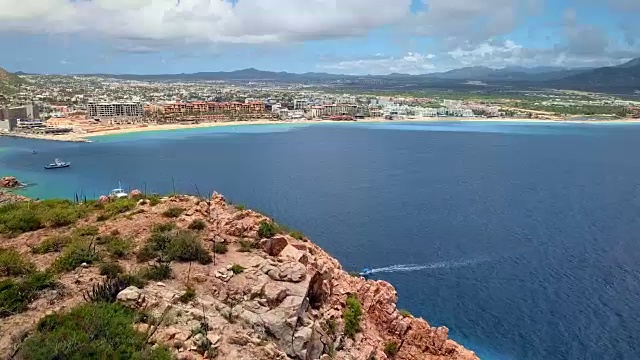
[
  {"xmin": 83, "ymin": 277, "xmax": 130, "ymax": 303},
  {"xmin": 188, "ymin": 219, "xmax": 206, "ymax": 231},
  {"xmin": 230, "ymin": 264, "xmax": 245, "ymax": 275},
  {"xmin": 324, "ymin": 318, "xmax": 338, "ymax": 336},
  {"xmin": 140, "ymin": 263, "xmax": 172, "ymax": 281},
  {"xmin": 153, "ymin": 222, "xmax": 176, "ymax": 233},
  {"xmin": 384, "ymin": 341, "xmax": 399, "ymax": 357},
  {"xmin": 147, "ymin": 195, "xmax": 162, "ymax": 206},
  {"xmin": 238, "ymin": 239, "xmax": 258, "ymax": 252},
  {"xmin": 290, "ymin": 230, "xmax": 305, "ymax": 241},
  {"xmin": 0, "ymin": 271, "xmax": 56, "ymax": 317},
  {"xmin": 32, "ymin": 235, "xmax": 72, "ymax": 254},
  {"xmin": 178, "ymin": 286, "xmax": 196, "ymax": 303},
  {"xmin": 73, "ymin": 225, "xmax": 99, "ymax": 237},
  {"xmin": 139, "ymin": 227, "xmax": 212, "ymax": 265},
  {"xmin": 99, "ymin": 262, "xmax": 124, "ymax": 278},
  {"xmin": 162, "ymin": 206, "xmax": 185, "ymax": 218},
  {"xmin": 99, "ymin": 198, "xmax": 137, "ymax": 220},
  {"xmin": 213, "ymin": 242, "xmax": 228, "ymax": 254},
  {"xmin": 164, "ymin": 231, "xmax": 212, "ymax": 264},
  {"xmin": 105, "ymin": 236, "xmax": 133, "ymax": 258},
  {"xmin": 0, "ymin": 248, "xmax": 35, "ymax": 276},
  {"xmin": 398, "ymin": 309, "xmax": 412, "ymax": 318},
  {"xmin": 234, "ymin": 204, "xmax": 246, "ymax": 211},
  {"xmin": 258, "ymin": 220, "xmax": 280, "ymax": 238},
  {"xmin": 19, "ymin": 302, "xmax": 173, "ymax": 359},
  {"xmin": 52, "ymin": 242, "xmax": 100, "ymax": 272},
  {"xmin": 343, "ymin": 294, "xmax": 363, "ymax": 338},
  {"xmin": 0, "ymin": 200, "xmax": 89, "ymax": 236}
]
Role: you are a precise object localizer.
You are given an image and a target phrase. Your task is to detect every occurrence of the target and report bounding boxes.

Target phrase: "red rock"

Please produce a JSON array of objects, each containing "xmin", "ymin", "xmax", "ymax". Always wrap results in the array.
[{"xmin": 0, "ymin": 176, "xmax": 20, "ymax": 188}]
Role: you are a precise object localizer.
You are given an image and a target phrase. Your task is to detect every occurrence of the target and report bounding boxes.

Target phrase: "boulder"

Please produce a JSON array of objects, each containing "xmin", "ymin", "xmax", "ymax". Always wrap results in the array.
[
  {"xmin": 279, "ymin": 244, "xmax": 309, "ymax": 265},
  {"xmin": 0, "ymin": 176, "xmax": 20, "ymax": 188},
  {"xmin": 116, "ymin": 286, "xmax": 146, "ymax": 309},
  {"xmin": 263, "ymin": 282, "xmax": 290, "ymax": 308},
  {"xmin": 263, "ymin": 235, "xmax": 290, "ymax": 256},
  {"xmin": 265, "ymin": 261, "xmax": 306, "ymax": 283}
]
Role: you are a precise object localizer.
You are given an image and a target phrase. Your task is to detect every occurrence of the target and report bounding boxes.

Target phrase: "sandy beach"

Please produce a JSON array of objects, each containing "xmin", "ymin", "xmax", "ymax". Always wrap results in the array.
[{"xmin": 3, "ymin": 117, "xmax": 640, "ymax": 143}]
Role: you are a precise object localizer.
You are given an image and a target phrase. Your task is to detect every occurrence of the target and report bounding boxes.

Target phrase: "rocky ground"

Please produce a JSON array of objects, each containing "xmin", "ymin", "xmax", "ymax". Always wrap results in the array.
[{"xmin": 0, "ymin": 193, "xmax": 477, "ymax": 360}]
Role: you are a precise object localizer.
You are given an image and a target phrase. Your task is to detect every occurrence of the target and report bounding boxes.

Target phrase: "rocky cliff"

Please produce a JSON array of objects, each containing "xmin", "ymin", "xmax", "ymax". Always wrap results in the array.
[{"xmin": 0, "ymin": 193, "xmax": 477, "ymax": 360}]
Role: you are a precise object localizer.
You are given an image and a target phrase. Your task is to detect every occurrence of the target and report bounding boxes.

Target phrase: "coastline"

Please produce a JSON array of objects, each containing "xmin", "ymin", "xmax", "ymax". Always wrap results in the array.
[{"xmin": 4, "ymin": 116, "xmax": 640, "ymax": 143}]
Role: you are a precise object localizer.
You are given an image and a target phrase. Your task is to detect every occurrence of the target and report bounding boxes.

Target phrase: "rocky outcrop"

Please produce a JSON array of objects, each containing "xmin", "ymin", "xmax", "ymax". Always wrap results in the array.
[
  {"xmin": 0, "ymin": 190, "xmax": 29, "ymax": 204},
  {"xmin": 0, "ymin": 193, "xmax": 478, "ymax": 360},
  {"xmin": 1, "ymin": 176, "xmax": 21, "ymax": 188}
]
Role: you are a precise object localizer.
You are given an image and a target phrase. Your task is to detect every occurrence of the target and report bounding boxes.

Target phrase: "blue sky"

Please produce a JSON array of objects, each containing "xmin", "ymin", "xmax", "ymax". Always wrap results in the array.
[{"xmin": 0, "ymin": 0, "xmax": 638, "ymax": 74}]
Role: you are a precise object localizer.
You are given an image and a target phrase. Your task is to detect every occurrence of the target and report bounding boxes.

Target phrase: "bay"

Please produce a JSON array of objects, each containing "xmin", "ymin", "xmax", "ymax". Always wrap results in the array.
[{"xmin": 1, "ymin": 121, "xmax": 640, "ymax": 359}]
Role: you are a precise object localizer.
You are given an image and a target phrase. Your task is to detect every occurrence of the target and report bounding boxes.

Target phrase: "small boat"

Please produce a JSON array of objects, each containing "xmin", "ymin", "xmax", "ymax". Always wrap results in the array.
[
  {"xmin": 359, "ymin": 268, "xmax": 372, "ymax": 277},
  {"xmin": 109, "ymin": 183, "xmax": 128, "ymax": 199},
  {"xmin": 32, "ymin": 150, "xmax": 38, "ymax": 154},
  {"xmin": 44, "ymin": 159, "xmax": 70, "ymax": 169}
]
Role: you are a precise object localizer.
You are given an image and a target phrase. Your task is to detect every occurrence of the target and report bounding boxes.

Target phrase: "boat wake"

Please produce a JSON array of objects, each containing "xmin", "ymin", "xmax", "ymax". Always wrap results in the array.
[{"xmin": 364, "ymin": 258, "xmax": 484, "ymax": 275}]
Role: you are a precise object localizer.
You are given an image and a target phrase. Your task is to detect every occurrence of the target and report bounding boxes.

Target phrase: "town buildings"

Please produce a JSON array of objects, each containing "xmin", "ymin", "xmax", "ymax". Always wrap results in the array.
[{"xmin": 87, "ymin": 102, "xmax": 144, "ymax": 119}]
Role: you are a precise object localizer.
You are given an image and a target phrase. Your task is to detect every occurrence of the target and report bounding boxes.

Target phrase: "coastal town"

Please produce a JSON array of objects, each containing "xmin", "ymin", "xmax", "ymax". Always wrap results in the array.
[{"xmin": 2, "ymin": 72, "xmax": 640, "ymax": 142}]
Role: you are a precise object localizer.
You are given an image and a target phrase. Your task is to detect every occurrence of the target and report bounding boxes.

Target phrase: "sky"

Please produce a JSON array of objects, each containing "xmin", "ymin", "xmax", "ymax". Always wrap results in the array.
[{"xmin": 0, "ymin": 0, "xmax": 639, "ymax": 75}]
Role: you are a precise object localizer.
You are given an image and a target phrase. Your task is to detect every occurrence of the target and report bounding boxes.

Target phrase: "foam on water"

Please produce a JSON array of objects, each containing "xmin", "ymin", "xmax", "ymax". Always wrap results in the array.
[{"xmin": 365, "ymin": 258, "xmax": 484, "ymax": 274}]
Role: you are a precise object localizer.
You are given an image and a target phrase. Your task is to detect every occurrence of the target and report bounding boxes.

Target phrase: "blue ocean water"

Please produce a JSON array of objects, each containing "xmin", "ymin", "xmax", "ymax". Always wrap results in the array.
[{"xmin": 2, "ymin": 121, "xmax": 640, "ymax": 359}]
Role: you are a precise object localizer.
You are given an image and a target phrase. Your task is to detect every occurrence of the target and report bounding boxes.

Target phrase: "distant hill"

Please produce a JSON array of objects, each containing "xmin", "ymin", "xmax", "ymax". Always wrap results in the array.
[
  {"xmin": 553, "ymin": 58, "xmax": 640, "ymax": 93},
  {"xmin": 0, "ymin": 66, "xmax": 24, "ymax": 97},
  {"xmin": 30, "ymin": 58, "xmax": 640, "ymax": 95}
]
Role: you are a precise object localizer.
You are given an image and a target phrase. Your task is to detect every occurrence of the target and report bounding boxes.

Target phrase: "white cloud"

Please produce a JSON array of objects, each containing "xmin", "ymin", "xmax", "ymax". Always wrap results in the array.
[
  {"xmin": 319, "ymin": 53, "xmax": 437, "ymax": 75},
  {"xmin": 408, "ymin": 0, "xmax": 543, "ymax": 48},
  {"xmin": 0, "ymin": 0, "xmax": 412, "ymax": 47}
]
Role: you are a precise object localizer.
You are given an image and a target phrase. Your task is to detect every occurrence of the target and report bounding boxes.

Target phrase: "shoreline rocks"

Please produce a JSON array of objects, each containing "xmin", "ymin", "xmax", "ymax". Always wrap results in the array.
[
  {"xmin": 1, "ymin": 176, "xmax": 23, "ymax": 188},
  {"xmin": 0, "ymin": 192, "xmax": 478, "ymax": 360}
]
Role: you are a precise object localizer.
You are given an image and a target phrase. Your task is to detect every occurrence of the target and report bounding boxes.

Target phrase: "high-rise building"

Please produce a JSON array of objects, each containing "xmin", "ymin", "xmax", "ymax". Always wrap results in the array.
[{"xmin": 87, "ymin": 102, "xmax": 144, "ymax": 119}]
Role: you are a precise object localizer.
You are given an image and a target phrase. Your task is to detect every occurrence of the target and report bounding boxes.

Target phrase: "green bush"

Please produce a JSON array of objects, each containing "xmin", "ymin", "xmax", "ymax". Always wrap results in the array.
[
  {"xmin": 153, "ymin": 222, "xmax": 176, "ymax": 233},
  {"xmin": 343, "ymin": 294, "xmax": 362, "ymax": 338},
  {"xmin": 0, "ymin": 248, "xmax": 35, "ymax": 276},
  {"xmin": 398, "ymin": 309, "xmax": 412, "ymax": 318},
  {"xmin": 164, "ymin": 231, "xmax": 212, "ymax": 265},
  {"xmin": 234, "ymin": 204, "xmax": 246, "ymax": 211},
  {"xmin": 140, "ymin": 226, "xmax": 211, "ymax": 265},
  {"xmin": 0, "ymin": 200, "xmax": 89, "ymax": 236},
  {"xmin": 20, "ymin": 302, "xmax": 173, "ymax": 359},
  {"xmin": 162, "ymin": 206, "xmax": 184, "ymax": 218},
  {"xmin": 147, "ymin": 195, "xmax": 162, "ymax": 206},
  {"xmin": 178, "ymin": 286, "xmax": 196, "ymax": 304},
  {"xmin": 105, "ymin": 236, "xmax": 133, "ymax": 258},
  {"xmin": 0, "ymin": 204, "xmax": 41, "ymax": 235},
  {"xmin": 100, "ymin": 198, "xmax": 137, "ymax": 220},
  {"xmin": 99, "ymin": 262, "xmax": 124, "ymax": 278},
  {"xmin": 212, "ymin": 242, "xmax": 228, "ymax": 254},
  {"xmin": 230, "ymin": 264, "xmax": 245, "ymax": 275},
  {"xmin": 139, "ymin": 263, "xmax": 172, "ymax": 281},
  {"xmin": 0, "ymin": 271, "xmax": 56, "ymax": 317},
  {"xmin": 258, "ymin": 220, "xmax": 280, "ymax": 238},
  {"xmin": 52, "ymin": 243, "xmax": 100, "ymax": 273},
  {"xmin": 136, "ymin": 243, "xmax": 157, "ymax": 263},
  {"xmin": 32, "ymin": 235, "xmax": 73, "ymax": 254},
  {"xmin": 290, "ymin": 230, "xmax": 305, "ymax": 241},
  {"xmin": 384, "ymin": 341, "xmax": 399, "ymax": 357},
  {"xmin": 187, "ymin": 219, "xmax": 206, "ymax": 231}
]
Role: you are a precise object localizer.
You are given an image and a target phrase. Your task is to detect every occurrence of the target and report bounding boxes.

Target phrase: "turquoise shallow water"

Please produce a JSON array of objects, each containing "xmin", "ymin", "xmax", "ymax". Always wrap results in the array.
[{"xmin": 2, "ymin": 121, "xmax": 640, "ymax": 359}]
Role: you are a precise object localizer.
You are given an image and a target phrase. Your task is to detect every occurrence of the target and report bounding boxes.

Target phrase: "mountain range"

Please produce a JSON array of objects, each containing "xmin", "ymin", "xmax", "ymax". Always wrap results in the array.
[{"xmin": 3, "ymin": 57, "xmax": 640, "ymax": 94}]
